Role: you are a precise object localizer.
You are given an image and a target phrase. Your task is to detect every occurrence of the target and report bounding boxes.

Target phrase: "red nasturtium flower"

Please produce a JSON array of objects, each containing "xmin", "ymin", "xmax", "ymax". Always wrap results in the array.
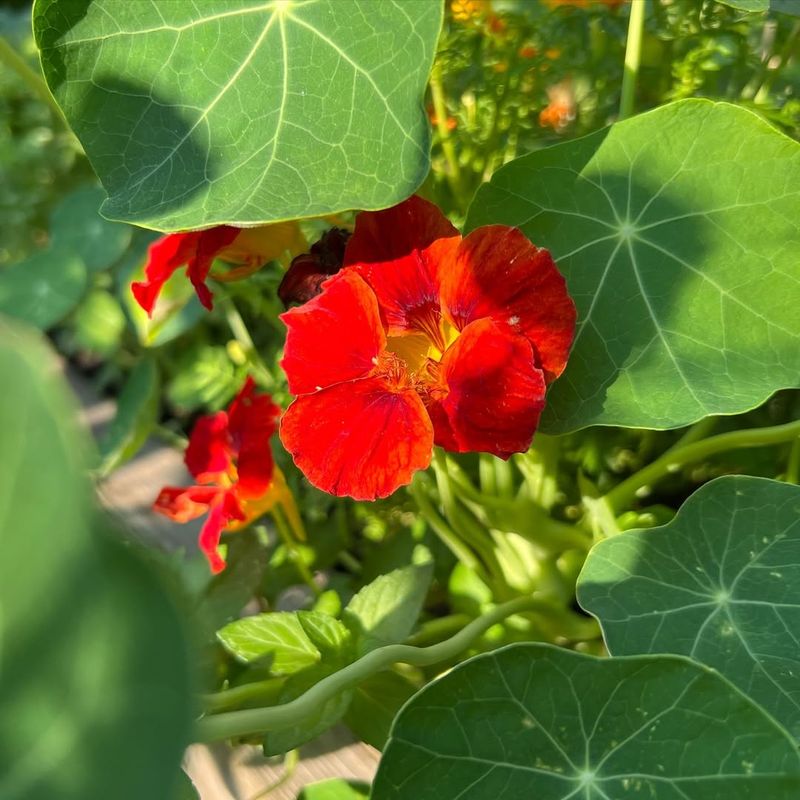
[
  {"xmin": 153, "ymin": 377, "xmax": 298, "ymax": 573},
  {"xmin": 279, "ymin": 196, "xmax": 576, "ymax": 501},
  {"xmin": 131, "ymin": 222, "xmax": 307, "ymax": 316}
]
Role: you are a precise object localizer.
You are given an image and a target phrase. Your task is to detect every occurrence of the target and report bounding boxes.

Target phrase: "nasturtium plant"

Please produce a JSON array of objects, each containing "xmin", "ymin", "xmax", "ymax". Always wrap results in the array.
[
  {"xmin": 373, "ymin": 643, "xmax": 800, "ymax": 799},
  {"xmin": 578, "ymin": 475, "xmax": 800, "ymax": 739},
  {"xmin": 467, "ymin": 100, "xmax": 800, "ymax": 433},
  {"xmin": 6, "ymin": 0, "xmax": 800, "ymax": 797},
  {"xmin": 33, "ymin": 0, "xmax": 443, "ymax": 230}
]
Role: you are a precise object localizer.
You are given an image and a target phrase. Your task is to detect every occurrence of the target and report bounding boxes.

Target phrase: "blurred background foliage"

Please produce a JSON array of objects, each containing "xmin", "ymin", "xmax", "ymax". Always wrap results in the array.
[{"xmin": 1, "ymin": 0, "xmax": 799, "ymax": 750}]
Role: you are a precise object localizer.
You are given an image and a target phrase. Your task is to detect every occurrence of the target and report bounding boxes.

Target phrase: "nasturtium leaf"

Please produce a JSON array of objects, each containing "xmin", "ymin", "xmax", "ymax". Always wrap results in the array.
[
  {"xmin": 218, "ymin": 610, "xmax": 321, "ymax": 674},
  {"xmin": 343, "ymin": 562, "xmax": 433, "ymax": 654},
  {"xmin": 50, "ymin": 184, "xmax": 131, "ymax": 272},
  {"xmin": 373, "ymin": 643, "xmax": 800, "ymax": 799},
  {"xmin": 0, "ymin": 324, "xmax": 192, "ymax": 800},
  {"xmin": 166, "ymin": 344, "xmax": 242, "ymax": 412},
  {"xmin": 173, "ymin": 770, "xmax": 200, "ymax": 800},
  {"xmin": 298, "ymin": 779, "xmax": 370, "ymax": 800},
  {"xmin": 0, "ymin": 250, "xmax": 86, "ymax": 329},
  {"xmin": 467, "ymin": 100, "xmax": 800, "ymax": 433},
  {"xmin": 99, "ymin": 357, "xmax": 160, "ymax": 475},
  {"xmin": 577, "ymin": 475, "xmax": 800, "ymax": 739},
  {"xmin": 33, "ymin": 0, "xmax": 443, "ymax": 231},
  {"xmin": 717, "ymin": 0, "xmax": 800, "ymax": 13}
]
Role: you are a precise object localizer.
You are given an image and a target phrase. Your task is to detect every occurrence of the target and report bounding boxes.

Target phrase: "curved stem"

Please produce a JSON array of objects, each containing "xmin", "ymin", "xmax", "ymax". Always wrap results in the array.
[
  {"xmin": 220, "ymin": 297, "xmax": 275, "ymax": 388},
  {"xmin": 604, "ymin": 419, "xmax": 800, "ymax": 514},
  {"xmin": 196, "ymin": 595, "xmax": 542, "ymax": 742},
  {"xmin": 619, "ymin": 0, "xmax": 646, "ymax": 120},
  {"xmin": 429, "ymin": 60, "xmax": 462, "ymax": 196}
]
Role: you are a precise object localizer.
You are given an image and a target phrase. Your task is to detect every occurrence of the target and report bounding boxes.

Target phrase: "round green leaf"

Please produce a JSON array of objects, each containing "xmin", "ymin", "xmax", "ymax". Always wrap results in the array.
[
  {"xmin": 0, "ymin": 324, "xmax": 192, "ymax": 800},
  {"xmin": 33, "ymin": 0, "xmax": 443, "ymax": 230},
  {"xmin": 72, "ymin": 288, "xmax": 126, "ymax": 355},
  {"xmin": 0, "ymin": 250, "xmax": 86, "ymax": 329},
  {"xmin": 50, "ymin": 185, "xmax": 132, "ymax": 272},
  {"xmin": 577, "ymin": 476, "xmax": 800, "ymax": 739},
  {"xmin": 467, "ymin": 100, "xmax": 800, "ymax": 433},
  {"xmin": 373, "ymin": 643, "xmax": 800, "ymax": 799}
]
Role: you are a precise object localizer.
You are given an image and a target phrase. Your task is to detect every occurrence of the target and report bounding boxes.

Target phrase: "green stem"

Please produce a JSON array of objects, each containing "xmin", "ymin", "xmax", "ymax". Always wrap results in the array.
[
  {"xmin": 404, "ymin": 613, "xmax": 472, "ymax": 647},
  {"xmin": 429, "ymin": 60, "xmax": 462, "ymax": 195},
  {"xmin": 271, "ymin": 506, "xmax": 319, "ymax": 596},
  {"xmin": 605, "ymin": 419, "xmax": 800, "ymax": 514},
  {"xmin": 0, "ymin": 35, "xmax": 69, "ymax": 124},
  {"xmin": 408, "ymin": 478, "xmax": 483, "ymax": 576},
  {"xmin": 203, "ymin": 678, "xmax": 285, "ymax": 714},
  {"xmin": 747, "ymin": 20, "xmax": 800, "ymax": 103},
  {"xmin": 196, "ymin": 595, "xmax": 543, "ymax": 742},
  {"xmin": 619, "ymin": 0, "xmax": 646, "ymax": 120},
  {"xmin": 221, "ymin": 297, "xmax": 275, "ymax": 388},
  {"xmin": 152, "ymin": 424, "xmax": 188, "ymax": 450},
  {"xmin": 785, "ymin": 436, "xmax": 800, "ymax": 485}
]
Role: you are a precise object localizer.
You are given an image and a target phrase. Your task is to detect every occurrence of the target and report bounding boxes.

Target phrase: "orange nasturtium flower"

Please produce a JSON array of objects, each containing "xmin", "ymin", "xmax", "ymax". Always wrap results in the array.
[
  {"xmin": 131, "ymin": 222, "xmax": 307, "ymax": 316},
  {"xmin": 153, "ymin": 378, "xmax": 300, "ymax": 573},
  {"xmin": 279, "ymin": 196, "xmax": 576, "ymax": 501}
]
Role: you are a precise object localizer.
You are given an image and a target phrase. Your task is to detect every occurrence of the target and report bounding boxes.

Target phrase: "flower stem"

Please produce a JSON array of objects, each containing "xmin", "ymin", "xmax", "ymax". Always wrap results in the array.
[
  {"xmin": 196, "ymin": 595, "xmax": 545, "ymax": 742},
  {"xmin": 604, "ymin": 418, "xmax": 800, "ymax": 514},
  {"xmin": 429, "ymin": 60, "xmax": 463, "ymax": 196},
  {"xmin": 270, "ymin": 505, "xmax": 319, "ymax": 596},
  {"xmin": 221, "ymin": 297, "xmax": 275, "ymax": 388},
  {"xmin": 619, "ymin": 0, "xmax": 646, "ymax": 120}
]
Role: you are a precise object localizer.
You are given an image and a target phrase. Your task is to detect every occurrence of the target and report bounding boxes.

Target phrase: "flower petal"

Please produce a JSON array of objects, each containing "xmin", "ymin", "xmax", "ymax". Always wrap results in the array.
[
  {"xmin": 428, "ymin": 318, "xmax": 546, "ymax": 458},
  {"xmin": 280, "ymin": 271, "xmax": 386, "ymax": 395},
  {"xmin": 280, "ymin": 376, "xmax": 433, "ymax": 501},
  {"xmin": 344, "ymin": 196, "xmax": 459, "ymax": 336},
  {"xmin": 153, "ymin": 485, "xmax": 220, "ymax": 522},
  {"xmin": 278, "ymin": 227, "xmax": 350, "ymax": 307},
  {"xmin": 184, "ymin": 411, "xmax": 232, "ymax": 482},
  {"xmin": 198, "ymin": 492, "xmax": 245, "ymax": 574},
  {"xmin": 130, "ymin": 226, "xmax": 239, "ymax": 315},
  {"xmin": 439, "ymin": 225, "xmax": 576, "ymax": 381},
  {"xmin": 227, "ymin": 377, "xmax": 281, "ymax": 498}
]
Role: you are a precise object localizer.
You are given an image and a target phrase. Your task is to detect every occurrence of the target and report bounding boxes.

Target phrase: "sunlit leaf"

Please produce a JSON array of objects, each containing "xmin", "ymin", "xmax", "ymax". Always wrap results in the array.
[
  {"xmin": 467, "ymin": 100, "xmax": 800, "ymax": 432},
  {"xmin": 34, "ymin": 0, "xmax": 443, "ymax": 230},
  {"xmin": 373, "ymin": 643, "xmax": 800, "ymax": 799},
  {"xmin": 578, "ymin": 475, "xmax": 800, "ymax": 738}
]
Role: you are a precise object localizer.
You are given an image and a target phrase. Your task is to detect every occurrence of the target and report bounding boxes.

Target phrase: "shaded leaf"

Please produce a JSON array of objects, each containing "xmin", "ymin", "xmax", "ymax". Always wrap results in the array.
[
  {"xmin": 34, "ymin": 0, "xmax": 443, "ymax": 230},
  {"xmin": 578, "ymin": 475, "xmax": 800, "ymax": 738},
  {"xmin": 50, "ymin": 184, "xmax": 131, "ymax": 272},
  {"xmin": 373, "ymin": 643, "xmax": 800, "ymax": 799},
  {"xmin": 0, "ymin": 250, "xmax": 86, "ymax": 329},
  {"xmin": 0, "ymin": 323, "xmax": 192, "ymax": 800},
  {"xmin": 467, "ymin": 100, "xmax": 800, "ymax": 432},
  {"xmin": 72, "ymin": 288, "xmax": 126, "ymax": 356}
]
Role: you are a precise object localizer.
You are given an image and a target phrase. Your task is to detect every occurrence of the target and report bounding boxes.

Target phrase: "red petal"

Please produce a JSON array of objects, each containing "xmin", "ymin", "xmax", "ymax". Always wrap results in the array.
[
  {"xmin": 184, "ymin": 411, "xmax": 232, "ymax": 482},
  {"xmin": 344, "ymin": 196, "xmax": 459, "ymax": 336},
  {"xmin": 280, "ymin": 271, "xmax": 386, "ymax": 396},
  {"xmin": 428, "ymin": 318, "xmax": 546, "ymax": 458},
  {"xmin": 227, "ymin": 377, "xmax": 280, "ymax": 498},
  {"xmin": 130, "ymin": 226, "xmax": 239, "ymax": 316},
  {"xmin": 153, "ymin": 485, "xmax": 220, "ymax": 522},
  {"xmin": 280, "ymin": 376, "xmax": 433, "ymax": 501},
  {"xmin": 198, "ymin": 491, "xmax": 246, "ymax": 574},
  {"xmin": 439, "ymin": 226, "xmax": 576, "ymax": 382}
]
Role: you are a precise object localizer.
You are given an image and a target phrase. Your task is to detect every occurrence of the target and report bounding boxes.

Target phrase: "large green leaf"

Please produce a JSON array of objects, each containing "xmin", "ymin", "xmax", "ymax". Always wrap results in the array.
[
  {"xmin": 467, "ymin": 100, "xmax": 800, "ymax": 432},
  {"xmin": 718, "ymin": 0, "xmax": 800, "ymax": 14},
  {"xmin": 34, "ymin": 0, "xmax": 443, "ymax": 231},
  {"xmin": 373, "ymin": 643, "xmax": 800, "ymax": 799},
  {"xmin": 577, "ymin": 476, "xmax": 800, "ymax": 739},
  {"xmin": 0, "ymin": 323, "xmax": 192, "ymax": 800}
]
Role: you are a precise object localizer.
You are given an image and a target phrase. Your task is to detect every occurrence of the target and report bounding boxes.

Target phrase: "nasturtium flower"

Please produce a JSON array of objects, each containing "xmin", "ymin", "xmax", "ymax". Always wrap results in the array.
[
  {"xmin": 152, "ymin": 377, "xmax": 299, "ymax": 573},
  {"xmin": 132, "ymin": 222, "xmax": 307, "ymax": 316},
  {"xmin": 278, "ymin": 227, "xmax": 350, "ymax": 308},
  {"xmin": 279, "ymin": 196, "xmax": 576, "ymax": 501}
]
